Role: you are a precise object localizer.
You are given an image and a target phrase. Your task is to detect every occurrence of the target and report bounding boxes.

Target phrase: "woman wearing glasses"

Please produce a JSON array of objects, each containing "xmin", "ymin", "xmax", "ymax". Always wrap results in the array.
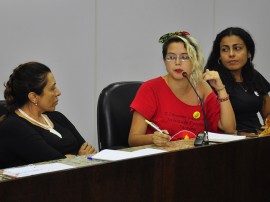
[{"xmin": 128, "ymin": 31, "xmax": 236, "ymax": 147}]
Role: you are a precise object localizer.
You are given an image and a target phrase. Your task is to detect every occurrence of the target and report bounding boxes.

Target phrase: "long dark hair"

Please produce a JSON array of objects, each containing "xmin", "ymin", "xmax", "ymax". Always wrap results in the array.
[
  {"xmin": 4, "ymin": 62, "xmax": 51, "ymax": 114},
  {"xmin": 205, "ymin": 27, "xmax": 265, "ymax": 94}
]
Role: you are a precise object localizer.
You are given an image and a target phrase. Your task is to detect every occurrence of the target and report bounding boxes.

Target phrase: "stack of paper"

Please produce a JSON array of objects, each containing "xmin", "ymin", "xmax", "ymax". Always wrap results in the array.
[
  {"xmin": 208, "ymin": 132, "xmax": 246, "ymax": 143},
  {"xmin": 91, "ymin": 148, "xmax": 166, "ymax": 161},
  {"xmin": 3, "ymin": 163, "xmax": 74, "ymax": 178}
]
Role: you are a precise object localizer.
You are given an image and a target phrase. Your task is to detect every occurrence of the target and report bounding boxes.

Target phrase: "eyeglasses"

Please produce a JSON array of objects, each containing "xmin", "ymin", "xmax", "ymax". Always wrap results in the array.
[{"xmin": 165, "ymin": 53, "xmax": 190, "ymax": 62}]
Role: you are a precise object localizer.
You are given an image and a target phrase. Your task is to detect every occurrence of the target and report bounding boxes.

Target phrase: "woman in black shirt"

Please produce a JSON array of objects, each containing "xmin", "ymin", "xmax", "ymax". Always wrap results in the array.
[
  {"xmin": 0, "ymin": 62, "xmax": 96, "ymax": 168},
  {"xmin": 205, "ymin": 27, "xmax": 270, "ymax": 135}
]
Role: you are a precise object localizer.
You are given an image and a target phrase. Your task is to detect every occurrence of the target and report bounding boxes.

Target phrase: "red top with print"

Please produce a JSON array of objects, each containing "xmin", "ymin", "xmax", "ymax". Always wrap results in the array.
[{"xmin": 130, "ymin": 77, "xmax": 220, "ymax": 137}]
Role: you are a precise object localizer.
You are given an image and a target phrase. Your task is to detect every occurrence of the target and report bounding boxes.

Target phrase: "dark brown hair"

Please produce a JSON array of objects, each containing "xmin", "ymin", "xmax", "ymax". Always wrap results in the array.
[{"xmin": 4, "ymin": 61, "xmax": 51, "ymax": 113}]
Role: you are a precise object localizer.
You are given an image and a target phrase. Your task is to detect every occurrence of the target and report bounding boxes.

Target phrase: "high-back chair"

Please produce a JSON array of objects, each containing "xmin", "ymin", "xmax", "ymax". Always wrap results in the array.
[
  {"xmin": 0, "ymin": 100, "xmax": 8, "ymax": 124},
  {"xmin": 97, "ymin": 81, "xmax": 142, "ymax": 151},
  {"xmin": 0, "ymin": 100, "xmax": 8, "ymax": 122}
]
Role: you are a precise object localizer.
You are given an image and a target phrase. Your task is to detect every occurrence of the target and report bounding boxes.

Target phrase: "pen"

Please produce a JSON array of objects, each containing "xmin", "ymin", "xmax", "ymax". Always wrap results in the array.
[
  {"xmin": 145, "ymin": 119, "xmax": 166, "ymax": 134},
  {"xmin": 87, "ymin": 156, "xmax": 93, "ymax": 160}
]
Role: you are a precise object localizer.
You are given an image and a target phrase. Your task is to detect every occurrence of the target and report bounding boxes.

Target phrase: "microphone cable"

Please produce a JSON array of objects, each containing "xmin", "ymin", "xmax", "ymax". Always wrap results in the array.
[{"xmin": 182, "ymin": 71, "xmax": 209, "ymax": 146}]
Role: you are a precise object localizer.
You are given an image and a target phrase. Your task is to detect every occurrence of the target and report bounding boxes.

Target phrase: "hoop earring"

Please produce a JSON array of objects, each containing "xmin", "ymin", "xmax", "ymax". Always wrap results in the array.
[
  {"xmin": 218, "ymin": 59, "xmax": 221, "ymax": 65},
  {"xmin": 249, "ymin": 57, "xmax": 252, "ymax": 64}
]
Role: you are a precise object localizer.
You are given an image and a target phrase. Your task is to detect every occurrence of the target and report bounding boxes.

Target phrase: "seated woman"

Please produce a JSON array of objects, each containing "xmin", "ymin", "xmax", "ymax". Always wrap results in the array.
[
  {"xmin": 0, "ymin": 62, "xmax": 96, "ymax": 168},
  {"xmin": 205, "ymin": 27, "xmax": 270, "ymax": 136},
  {"xmin": 128, "ymin": 31, "xmax": 236, "ymax": 147}
]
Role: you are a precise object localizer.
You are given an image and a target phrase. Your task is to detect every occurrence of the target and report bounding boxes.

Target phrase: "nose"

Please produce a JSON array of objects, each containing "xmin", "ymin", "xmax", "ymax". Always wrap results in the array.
[
  {"xmin": 56, "ymin": 88, "xmax": 61, "ymax": 96},
  {"xmin": 229, "ymin": 49, "xmax": 235, "ymax": 57},
  {"xmin": 175, "ymin": 56, "xmax": 182, "ymax": 65}
]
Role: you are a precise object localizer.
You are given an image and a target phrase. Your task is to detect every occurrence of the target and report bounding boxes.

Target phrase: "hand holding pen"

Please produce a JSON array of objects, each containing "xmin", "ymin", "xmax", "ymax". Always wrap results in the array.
[{"xmin": 145, "ymin": 120, "xmax": 171, "ymax": 146}]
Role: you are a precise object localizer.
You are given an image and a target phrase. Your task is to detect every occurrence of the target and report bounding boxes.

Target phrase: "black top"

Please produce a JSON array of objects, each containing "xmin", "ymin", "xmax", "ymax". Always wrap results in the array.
[
  {"xmin": 226, "ymin": 72, "xmax": 270, "ymax": 133},
  {"xmin": 230, "ymin": 83, "xmax": 263, "ymax": 133},
  {"xmin": 0, "ymin": 111, "xmax": 85, "ymax": 169}
]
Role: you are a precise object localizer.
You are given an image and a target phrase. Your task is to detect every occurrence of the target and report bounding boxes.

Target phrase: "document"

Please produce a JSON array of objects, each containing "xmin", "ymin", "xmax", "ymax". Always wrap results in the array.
[
  {"xmin": 3, "ymin": 163, "xmax": 74, "ymax": 178},
  {"xmin": 91, "ymin": 148, "xmax": 166, "ymax": 161},
  {"xmin": 208, "ymin": 132, "xmax": 246, "ymax": 143}
]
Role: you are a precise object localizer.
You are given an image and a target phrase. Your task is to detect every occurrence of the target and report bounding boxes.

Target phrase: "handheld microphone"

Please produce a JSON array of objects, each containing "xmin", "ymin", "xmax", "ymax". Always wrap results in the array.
[{"xmin": 182, "ymin": 71, "xmax": 209, "ymax": 146}]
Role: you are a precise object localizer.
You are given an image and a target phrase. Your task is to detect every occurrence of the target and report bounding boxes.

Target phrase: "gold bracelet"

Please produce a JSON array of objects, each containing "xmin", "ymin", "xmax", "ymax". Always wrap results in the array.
[
  {"xmin": 218, "ymin": 94, "xmax": 229, "ymax": 102},
  {"xmin": 215, "ymin": 85, "xmax": 225, "ymax": 92}
]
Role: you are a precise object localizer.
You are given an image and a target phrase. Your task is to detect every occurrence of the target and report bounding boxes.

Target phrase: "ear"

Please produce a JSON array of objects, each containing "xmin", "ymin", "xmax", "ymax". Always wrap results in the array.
[
  {"xmin": 248, "ymin": 52, "xmax": 251, "ymax": 59},
  {"xmin": 28, "ymin": 92, "xmax": 38, "ymax": 105}
]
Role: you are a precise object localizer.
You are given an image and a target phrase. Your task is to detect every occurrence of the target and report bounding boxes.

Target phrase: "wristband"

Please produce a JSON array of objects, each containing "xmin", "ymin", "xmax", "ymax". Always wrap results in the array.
[{"xmin": 218, "ymin": 94, "xmax": 229, "ymax": 102}]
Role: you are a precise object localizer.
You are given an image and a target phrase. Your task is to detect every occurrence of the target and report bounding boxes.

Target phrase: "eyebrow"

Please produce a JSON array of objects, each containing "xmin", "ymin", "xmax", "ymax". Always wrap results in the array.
[
  {"xmin": 167, "ymin": 52, "xmax": 188, "ymax": 54},
  {"xmin": 49, "ymin": 82, "xmax": 56, "ymax": 88},
  {"xmin": 221, "ymin": 43, "xmax": 243, "ymax": 47}
]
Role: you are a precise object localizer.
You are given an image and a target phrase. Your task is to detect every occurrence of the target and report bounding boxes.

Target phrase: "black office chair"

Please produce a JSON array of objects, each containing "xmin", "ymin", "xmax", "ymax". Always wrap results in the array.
[
  {"xmin": 97, "ymin": 81, "xmax": 142, "ymax": 151},
  {"xmin": 0, "ymin": 100, "xmax": 8, "ymax": 114},
  {"xmin": 0, "ymin": 100, "xmax": 8, "ymax": 122}
]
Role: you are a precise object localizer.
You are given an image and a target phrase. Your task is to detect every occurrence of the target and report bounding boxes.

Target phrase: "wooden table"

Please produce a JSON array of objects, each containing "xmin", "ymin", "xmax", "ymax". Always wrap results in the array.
[{"xmin": 1, "ymin": 137, "xmax": 269, "ymax": 202}]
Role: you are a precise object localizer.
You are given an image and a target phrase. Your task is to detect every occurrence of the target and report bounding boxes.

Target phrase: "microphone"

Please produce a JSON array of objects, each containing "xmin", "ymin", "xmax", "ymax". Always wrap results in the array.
[{"xmin": 182, "ymin": 71, "xmax": 209, "ymax": 146}]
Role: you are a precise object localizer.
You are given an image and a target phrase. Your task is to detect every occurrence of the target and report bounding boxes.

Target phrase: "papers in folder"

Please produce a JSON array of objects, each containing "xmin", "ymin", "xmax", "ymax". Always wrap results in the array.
[
  {"xmin": 208, "ymin": 132, "xmax": 246, "ymax": 143},
  {"xmin": 91, "ymin": 148, "xmax": 166, "ymax": 161},
  {"xmin": 3, "ymin": 163, "xmax": 74, "ymax": 178}
]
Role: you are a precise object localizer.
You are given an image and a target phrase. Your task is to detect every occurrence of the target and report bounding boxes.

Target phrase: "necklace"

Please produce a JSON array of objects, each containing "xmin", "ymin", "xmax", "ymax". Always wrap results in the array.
[
  {"xmin": 238, "ymin": 82, "xmax": 248, "ymax": 92},
  {"xmin": 18, "ymin": 108, "xmax": 62, "ymax": 138},
  {"xmin": 237, "ymin": 83, "xmax": 260, "ymax": 96}
]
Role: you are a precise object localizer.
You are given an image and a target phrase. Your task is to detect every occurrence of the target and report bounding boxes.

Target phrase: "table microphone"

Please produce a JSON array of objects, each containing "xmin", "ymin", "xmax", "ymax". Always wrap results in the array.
[{"xmin": 182, "ymin": 71, "xmax": 209, "ymax": 146}]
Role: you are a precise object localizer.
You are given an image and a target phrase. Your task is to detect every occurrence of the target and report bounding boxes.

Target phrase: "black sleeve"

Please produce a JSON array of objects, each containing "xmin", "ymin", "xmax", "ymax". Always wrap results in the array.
[{"xmin": 254, "ymin": 70, "xmax": 270, "ymax": 95}]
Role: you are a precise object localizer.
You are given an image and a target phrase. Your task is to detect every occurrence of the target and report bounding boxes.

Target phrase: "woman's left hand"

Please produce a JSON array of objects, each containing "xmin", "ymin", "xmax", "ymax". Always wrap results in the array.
[
  {"xmin": 78, "ymin": 142, "xmax": 96, "ymax": 155},
  {"xmin": 202, "ymin": 69, "xmax": 224, "ymax": 91}
]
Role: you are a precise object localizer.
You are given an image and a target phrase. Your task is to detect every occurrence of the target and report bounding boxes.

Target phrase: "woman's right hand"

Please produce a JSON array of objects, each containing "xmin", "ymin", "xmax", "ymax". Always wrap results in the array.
[
  {"xmin": 78, "ymin": 142, "xmax": 96, "ymax": 156},
  {"xmin": 152, "ymin": 131, "xmax": 170, "ymax": 146}
]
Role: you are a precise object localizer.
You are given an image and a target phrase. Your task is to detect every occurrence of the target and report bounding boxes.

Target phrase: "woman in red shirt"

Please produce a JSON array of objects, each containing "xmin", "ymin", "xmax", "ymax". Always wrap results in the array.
[{"xmin": 129, "ymin": 31, "xmax": 236, "ymax": 147}]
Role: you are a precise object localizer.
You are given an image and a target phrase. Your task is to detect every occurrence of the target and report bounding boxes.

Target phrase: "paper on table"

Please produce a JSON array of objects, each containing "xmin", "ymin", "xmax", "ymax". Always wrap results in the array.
[
  {"xmin": 208, "ymin": 132, "xmax": 246, "ymax": 142},
  {"xmin": 91, "ymin": 148, "xmax": 166, "ymax": 161},
  {"xmin": 132, "ymin": 148, "xmax": 166, "ymax": 156},
  {"xmin": 3, "ymin": 163, "xmax": 74, "ymax": 178}
]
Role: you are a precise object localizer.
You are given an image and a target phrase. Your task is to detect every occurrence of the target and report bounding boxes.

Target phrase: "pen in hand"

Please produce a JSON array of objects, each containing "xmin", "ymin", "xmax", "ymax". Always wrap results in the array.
[
  {"xmin": 145, "ymin": 120, "xmax": 167, "ymax": 134},
  {"xmin": 145, "ymin": 120, "xmax": 171, "ymax": 145}
]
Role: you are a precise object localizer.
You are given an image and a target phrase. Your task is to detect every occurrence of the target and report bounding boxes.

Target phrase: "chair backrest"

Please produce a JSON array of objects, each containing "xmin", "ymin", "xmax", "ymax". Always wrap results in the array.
[
  {"xmin": 0, "ymin": 100, "xmax": 8, "ymax": 124},
  {"xmin": 0, "ymin": 100, "xmax": 8, "ymax": 116},
  {"xmin": 97, "ymin": 81, "xmax": 142, "ymax": 151}
]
